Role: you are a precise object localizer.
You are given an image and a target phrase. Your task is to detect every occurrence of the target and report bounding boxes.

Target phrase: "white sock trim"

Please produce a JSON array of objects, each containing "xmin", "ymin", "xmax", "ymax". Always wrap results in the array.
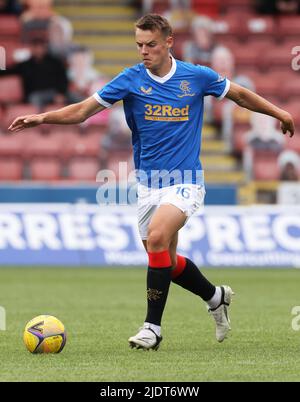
[
  {"xmin": 207, "ymin": 286, "xmax": 222, "ymax": 309},
  {"xmin": 144, "ymin": 322, "xmax": 161, "ymax": 336}
]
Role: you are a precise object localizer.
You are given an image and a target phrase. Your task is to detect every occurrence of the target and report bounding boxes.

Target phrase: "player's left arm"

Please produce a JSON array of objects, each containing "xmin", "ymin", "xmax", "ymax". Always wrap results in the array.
[{"xmin": 225, "ymin": 81, "xmax": 295, "ymax": 138}]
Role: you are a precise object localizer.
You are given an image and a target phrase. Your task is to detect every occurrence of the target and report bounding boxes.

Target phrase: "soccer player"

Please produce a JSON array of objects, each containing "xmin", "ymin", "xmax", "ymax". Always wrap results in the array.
[{"xmin": 9, "ymin": 14, "xmax": 295, "ymax": 351}]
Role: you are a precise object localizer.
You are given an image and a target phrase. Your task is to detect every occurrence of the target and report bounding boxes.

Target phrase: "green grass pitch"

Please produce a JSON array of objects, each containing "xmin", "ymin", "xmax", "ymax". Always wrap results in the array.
[{"xmin": 0, "ymin": 267, "xmax": 299, "ymax": 382}]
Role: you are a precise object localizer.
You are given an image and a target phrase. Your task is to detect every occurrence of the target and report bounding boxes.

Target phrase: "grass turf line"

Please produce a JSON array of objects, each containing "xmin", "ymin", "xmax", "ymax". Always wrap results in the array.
[{"xmin": 0, "ymin": 267, "xmax": 299, "ymax": 382}]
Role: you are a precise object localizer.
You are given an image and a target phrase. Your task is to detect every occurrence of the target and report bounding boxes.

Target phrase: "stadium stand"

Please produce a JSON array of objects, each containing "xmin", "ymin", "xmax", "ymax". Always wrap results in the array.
[
  {"xmin": 23, "ymin": 132, "xmax": 64, "ymax": 159},
  {"xmin": 0, "ymin": 132, "xmax": 24, "ymax": 157},
  {"xmin": 252, "ymin": 150, "xmax": 281, "ymax": 181},
  {"xmin": 0, "ymin": 15, "xmax": 21, "ymax": 37},
  {"xmin": 29, "ymin": 156, "xmax": 62, "ymax": 181},
  {"xmin": 65, "ymin": 132, "xmax": 102, "ymax": 159},
  {"xmin": 0, "ymin": 157, "xmax": 23, "ymax": 180},
  {"xmin": 278, "ymin": 15, "xmax": 300, "ymax": 37},
  {"xmin": 2, "ymin": 104, "xmax": 38, "ymax": 128},
  {"xmin": 0, "ymin": 0, "xmax": 298, "ymax": 204},
  {"xmin": 0, "ymin": 75, "xmax": 23, "ymax": 103},
  {"xmin": 67, "ymin": 156, "xmax": 100, "ymax": 181}
]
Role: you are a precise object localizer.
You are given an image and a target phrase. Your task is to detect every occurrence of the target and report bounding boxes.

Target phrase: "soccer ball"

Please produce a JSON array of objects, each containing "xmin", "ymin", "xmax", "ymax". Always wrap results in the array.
[{"xmin": 23, "ymin": 315, "xmax": 66, "ymax": 354}]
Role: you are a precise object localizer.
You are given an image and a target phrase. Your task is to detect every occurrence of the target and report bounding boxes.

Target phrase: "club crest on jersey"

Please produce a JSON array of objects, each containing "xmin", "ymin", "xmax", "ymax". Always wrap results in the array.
[
  {"xmin": 140, "ymin": 86, "xmax": 153, "ymax": 95},
  {"xmin": 177, "ymin": 80, "xmax": 195, "ymax": 98}
]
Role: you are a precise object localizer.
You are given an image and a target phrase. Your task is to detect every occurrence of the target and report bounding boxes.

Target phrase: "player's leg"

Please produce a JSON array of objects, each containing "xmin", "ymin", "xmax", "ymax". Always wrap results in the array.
[
  {"xmin": 129, "ymin": 204, "xmax": 186, "ymax": 350},
  {"xmin": 141, "ymin": 227, "xmax": 234, "ymax": 343},
  {"xmin": 169, "ymin": 233, "xmax": 234, "ymax": 342},
  {"xmin": 169, "ymin": 233, "xmax": 215, "ymax": 300},
  {"xmin": 131, "ymin": 183, "xmax": 234, "ymax": 346},
  {"xmin": 161, "ymin": 183, "xmax": 234, "ymax": 342}
]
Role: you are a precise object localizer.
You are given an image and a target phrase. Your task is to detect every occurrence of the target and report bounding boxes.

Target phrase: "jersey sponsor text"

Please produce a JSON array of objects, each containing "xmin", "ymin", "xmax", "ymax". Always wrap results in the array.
[{"xmin": 144, "ymin": 104, "xmax": 189, "ymax": 121}]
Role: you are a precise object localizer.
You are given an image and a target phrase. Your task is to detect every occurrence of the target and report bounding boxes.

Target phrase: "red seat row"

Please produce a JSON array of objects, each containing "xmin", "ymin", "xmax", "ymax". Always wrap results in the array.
[
  {"xmin": 0, "ymin": 131, "xmax": 105, "ymax": 159},
  {"xmin": 0, "ymin": 156, "xmax": 101, "ymax": 181},
  {"xmin": 215, "ymin": 15, "xmax": 300, "ymax": 39}
]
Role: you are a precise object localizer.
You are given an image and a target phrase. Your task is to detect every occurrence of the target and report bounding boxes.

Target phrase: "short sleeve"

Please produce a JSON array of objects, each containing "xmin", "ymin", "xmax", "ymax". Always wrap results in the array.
[
  {"xmin": 199, "ymin": 66, "xmax": 230, "ymax": 100},
  {"xmin": 93, "ymin": 68, "xmax": 132, "ymax": 108}
]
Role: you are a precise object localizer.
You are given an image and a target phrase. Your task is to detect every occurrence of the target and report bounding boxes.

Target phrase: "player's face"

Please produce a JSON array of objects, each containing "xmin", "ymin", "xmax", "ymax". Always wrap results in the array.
[{"xmin": 135, "ymin": 28, "xmax": 173, "ymax": 71}]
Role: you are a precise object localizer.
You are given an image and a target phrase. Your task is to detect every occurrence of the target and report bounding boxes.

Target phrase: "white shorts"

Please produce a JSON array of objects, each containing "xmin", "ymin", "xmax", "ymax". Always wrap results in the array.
[{"xmin": 137, "ymin": 183, "xmax": 206, "ymax": 240}]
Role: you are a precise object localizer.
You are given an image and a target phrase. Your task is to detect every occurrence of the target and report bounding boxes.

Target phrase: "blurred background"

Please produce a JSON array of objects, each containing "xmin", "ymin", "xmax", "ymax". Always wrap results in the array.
[
  {"xmin": 1, "ymin": 2, "xmax": 300, "ymax": 382},
  {"xmin": 0, "ymin": 0, "xmax": 299, "ymax": 267}
]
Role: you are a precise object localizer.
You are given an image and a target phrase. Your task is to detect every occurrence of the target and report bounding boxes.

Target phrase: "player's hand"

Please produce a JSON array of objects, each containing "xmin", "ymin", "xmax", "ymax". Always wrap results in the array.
[
  {"xmin": 8, "ymin": 114, "xmax": 44, "ymax": 132},
  {"xmin": 280, "ymin": 112, "xmax": 295, "ymax": 138}
]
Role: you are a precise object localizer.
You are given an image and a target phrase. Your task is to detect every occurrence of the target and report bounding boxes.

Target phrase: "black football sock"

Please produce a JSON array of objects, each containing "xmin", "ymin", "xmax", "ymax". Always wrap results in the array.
[
  {"xmin": 145, "ymin": 250, "xmax": 172, "ymax": 326},
  {"xmin": 172, "ymin": 255, "xmax": 215, "ymax": 301}
]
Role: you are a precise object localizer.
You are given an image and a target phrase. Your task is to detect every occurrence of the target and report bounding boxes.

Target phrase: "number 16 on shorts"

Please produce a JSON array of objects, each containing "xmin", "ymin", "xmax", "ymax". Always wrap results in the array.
[{"xmin": 176, "ymin": 186, "xmax": 191, "ymax": 199}]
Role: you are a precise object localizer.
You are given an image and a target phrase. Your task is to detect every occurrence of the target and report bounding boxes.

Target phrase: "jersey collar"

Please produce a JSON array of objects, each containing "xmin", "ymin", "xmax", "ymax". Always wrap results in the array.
[{"xmin": 146, "ymin": 56, "xmax": 177, "ymax": 84}]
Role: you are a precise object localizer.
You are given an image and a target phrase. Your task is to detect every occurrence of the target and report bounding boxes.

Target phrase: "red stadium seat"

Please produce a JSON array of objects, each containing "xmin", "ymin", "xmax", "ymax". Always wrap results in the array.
[
  {"xmin": 284, "ymin": 133, "xmax": 300, "ymax": 154},
  {"xmin": 238, "ymin": 70, "xmax": 298, "ymax": 105},
  {"xmin": 0, "ymin": 40, "xmax": 17, "ymax": 66},
  {"xmin": 232, "ymin": 123, "xmax": 251, "ymax": 154},
  {"xmin": 233, "ymin": 44, "xmax": 264, "ymax": 69},
  {"xmin": 246, "ymin": 16, "xmax": 275, "ymax": 38},
  {"xmin": 0, "ymin": 16, "xmax": 21, "ymax": 37},
  {"xmin": 44, "ymin": 124, "xmax": 80, "ymax": 137},
  {"xmin": 151, "ymin": 0, "xmax": 170, "ymax": 14},
  {"xmin": 0, "ymin": 76, "xmax": 23, "ymax": 103},
  {"xmin": 252, "ymin": 151, "xmax": 280, "ymax": 180},
  {"xmin": 3, "ymin": 104, "xmax": 38, "ymax": 129},
  {"xmin": 24, "ymin": 133, "xmax": 64, "ymax": 159},
  {"xmin": 68, "ymin": 157, "xmax": 100, "ymax": 181},
  {"xmin": 280, "ymin": 75, "xmax": 300, "ymax": 101},
  {"xmin": 0, "ymin": 133, "xmax": 25, "ymax": 157},
  {"xmin": 215, "ymin": 13, "xmax": 256, "ymax": 41},
  {"xmin": 106, "ymin": 151, "xmax": 133, "ymax": 182},
  {"xmin": 282, "ymin": 38, "xmax": 299, "ymax": 50},
  {"xmin": 236, "ymin": 69, "xmax": 260, "ymax": 84},
  {"xmin": 39, "ymin": 129, "xmax": 101, "ymax": 160},
  {"xmin": 216, "ymin": 37, "xmax": 241, "ymax": 53},
  {"xmin": 84, "ymin": 107, "xmax": 111, "ymax": 129},
  {"xmin": 278, "ymin": 16, "xmax": 300, "ymax": 38},
  {"xmin": 214, "ymin": 15, "xmax": 243, "ymax": 39},
  {"xmin": 29, "ymin": 157, "xmax": 62, "ymax": 181},
  {"xmin": 65, "ymin": 132, "xmax": 102, "ymax": 159},
  {"xmin": 192, "ymin": 0, "xmax": 220, "ymax": 17},
  {"xmin": 281, "ymin": 100, "xmax": 300, "ymax": 126},
  {"xmin": 220, "ymin": 0, "xmax": 253, "ymax": 10},
  {"xmin": 172, "ymin": 32, "xmax": 190, "ymax": 60},
  {"xmin": 0, "ymin": 157, "xmax": 23, "ymax": 180},
  {"xmin": 263, "ymin": 44, "xmax": 295, "ymax": 71},
  {"xmin": 0, "ymin": 41, "xmax": 30, "ymax": 67},
  {"xmin": 83, "ymin": 124, "xmax": 107, "ymax": 137},
  {"xmin": 251, "ymin": 74, "xmax": 280, "ymax": 98},
  {"xmin": 41, "ymin": 105, "xmax": 81, "ymax": 134},
  {"xmin": 244, "ymin": 37, "xmax": 275, "ymax": 55},
  {"xmin": 230, "ymin": 104, "xmax": 252, "ymax": 154},
  {"xmin": 42, "ymin": 104, "xmax": 65, "ymax": 113}
]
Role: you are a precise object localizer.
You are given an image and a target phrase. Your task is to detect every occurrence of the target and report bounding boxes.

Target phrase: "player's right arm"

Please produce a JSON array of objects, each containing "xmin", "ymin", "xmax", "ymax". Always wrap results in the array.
[{"xmin": 8, "ymin": 96, "xmax": 105, "ymax": 132}]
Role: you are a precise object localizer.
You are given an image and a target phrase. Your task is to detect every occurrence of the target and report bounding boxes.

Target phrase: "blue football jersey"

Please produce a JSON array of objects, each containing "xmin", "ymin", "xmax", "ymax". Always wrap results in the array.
[{"xmin": 94, "ymin": 57, "xmax": 230, "ymax": 188}]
